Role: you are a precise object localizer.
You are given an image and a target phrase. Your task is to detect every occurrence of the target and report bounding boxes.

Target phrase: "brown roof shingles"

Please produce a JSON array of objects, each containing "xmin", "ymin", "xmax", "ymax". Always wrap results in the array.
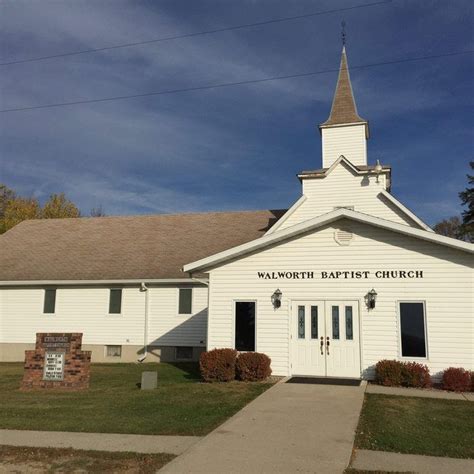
[
  {"xmin": 320, "ymin": 46, "xmax": 367, "ymax": 127},
  {"xmin": 0, "ymin": 210, "xmax": 286, "ymax": 281}
]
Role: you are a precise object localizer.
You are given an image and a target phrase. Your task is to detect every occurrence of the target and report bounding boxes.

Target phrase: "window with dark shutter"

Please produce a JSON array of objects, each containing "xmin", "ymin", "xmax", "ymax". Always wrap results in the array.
[
  {"xmin": 43, "ymin": 289, "xmax": 56, "ymax": 314},
  {"xmin": 109, "ymin": 289, "xmax": 122, "ymax": 314},
  {"xmin": 179, "ymin": 289, "xmax": 192, "ymax": 314}
]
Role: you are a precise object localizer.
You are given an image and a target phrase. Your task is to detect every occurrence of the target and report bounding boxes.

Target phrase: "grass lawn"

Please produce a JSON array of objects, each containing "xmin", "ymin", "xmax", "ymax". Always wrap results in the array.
[
  {"xmin": 355, "ymin": 393, "xmax": 474, "ymax": 459},
  {"xmin": 0, "ymin": 446, "xmax": 175, "ymax": 473},
  {"xmin": 0, "ymin": 362, "xmax": 273, "ymax": 436}
]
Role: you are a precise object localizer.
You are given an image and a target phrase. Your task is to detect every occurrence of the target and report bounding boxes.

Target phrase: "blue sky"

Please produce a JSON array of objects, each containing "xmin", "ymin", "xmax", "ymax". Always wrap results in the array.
[{"xmin": 0, "ymin": 0, "xmax": 473, "ymax": 225}]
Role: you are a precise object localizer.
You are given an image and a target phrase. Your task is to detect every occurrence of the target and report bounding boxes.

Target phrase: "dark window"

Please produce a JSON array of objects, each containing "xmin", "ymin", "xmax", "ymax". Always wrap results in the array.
[
  {"xmin": 109, "ymin": 289, "xmax": 122, "ymax": 314},
  {"xmin": 176, "ymin": 346, "xmax": 193, "ymax": 360},
  {"xmin": 332, "ymin": 306, "xmax": 340, "ymax": 340},
  {"xmin": 310, "ymin": 306, "xmax": 318, "ymax": 339},
  {"xmin": 179, "ymin": 289, "xmax": 192, "ymax": 314},
  {"xmin": 235, "ymin": 302, "xmax": 255, "ymax": 351},
  {"xmin": 400, "ymin": 302, "xmax": 426, "ymax": 358},
  {"xmin": 106, "ymin": 345, "xmax": 122, "ymax": 357},
  {"xmin": 43, "ymin": 289, "xmax": 56, "ymax": 314}
]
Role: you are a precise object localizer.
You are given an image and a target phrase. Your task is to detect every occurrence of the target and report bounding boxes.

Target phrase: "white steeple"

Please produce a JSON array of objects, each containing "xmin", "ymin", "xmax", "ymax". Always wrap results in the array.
[{"xmin": 319, "ymin": 46, "xmax": 369, "ymax": 168}]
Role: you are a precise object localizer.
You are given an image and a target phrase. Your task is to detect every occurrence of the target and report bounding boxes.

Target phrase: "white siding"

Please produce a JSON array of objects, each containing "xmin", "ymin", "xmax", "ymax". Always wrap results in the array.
[
  {"xmin": 322, "ymin": 124, "xmax": 367, "ymax": 168},
  {"xmin": 279, "ymin": 163, "xmax": 416, "ymax": 230},
  {"xmin": 148, "ymin": 285, "xmax": 208, "ymax": 347},
  {"xmin": 0, "ymin": 284, "xmax": 208, "ymax": 348},
  {"xmin": 207, "ymin": 220, "xmax": 473, "ymax": 377}
]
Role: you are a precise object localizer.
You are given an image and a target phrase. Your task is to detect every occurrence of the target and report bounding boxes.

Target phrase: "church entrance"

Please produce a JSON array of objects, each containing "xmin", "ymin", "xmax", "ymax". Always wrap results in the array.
[{"xmin": 290, "ymin": 300, "xmax": 361, "ymax": 378}]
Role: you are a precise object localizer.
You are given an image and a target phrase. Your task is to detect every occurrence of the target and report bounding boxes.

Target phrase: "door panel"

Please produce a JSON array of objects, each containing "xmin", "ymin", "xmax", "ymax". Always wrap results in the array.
[
  {"xmin": 291, "ymin": 300, "xmax": 361, "ymax": 378},
  {"xmin": 291, "ymin": 302, "xmax": 325, "ymax": 376},
  {"xmin": 325, "ymin": 302, "xmax": 361, "ymax": 378}
]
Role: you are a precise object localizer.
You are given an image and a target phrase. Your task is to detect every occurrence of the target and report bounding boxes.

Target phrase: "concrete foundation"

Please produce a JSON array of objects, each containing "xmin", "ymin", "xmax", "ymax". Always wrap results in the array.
[{"xmin": 0, "ymin": 343, "xmax": 205, "ymax": 363}]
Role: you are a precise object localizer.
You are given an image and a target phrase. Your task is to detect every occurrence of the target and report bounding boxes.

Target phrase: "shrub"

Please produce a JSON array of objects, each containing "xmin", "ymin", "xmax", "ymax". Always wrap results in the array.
[
  {"xmin": 471, "ymin": 372, "xmax": 474, "ymax": 392},
  {"xmin": 375, "ymin": 360, "xmax": 432, "ymax": 388},
  {"xmin": 236, "ymin": 352, "xmax": 272, "ymax": 382},
  {"xmin": 402, "ymin": 362, "xmax": 431, "ymax": 388},
  {"xmin": 199, "ymin": 348, "xmax": 237, "ymax": 382},
  {"xmin": 441, "ymin": 367, "xmax": 471, "ymax": 392},
  {"xmin": 375, "ymin": 360, "xmax": 404, "ymax": 386}
]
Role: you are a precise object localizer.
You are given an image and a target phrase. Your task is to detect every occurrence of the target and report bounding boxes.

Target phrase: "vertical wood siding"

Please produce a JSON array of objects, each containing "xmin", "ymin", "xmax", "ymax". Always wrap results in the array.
[{"xmin": 207, "ymin": 221, "xmax": 473, "ymax": 377}]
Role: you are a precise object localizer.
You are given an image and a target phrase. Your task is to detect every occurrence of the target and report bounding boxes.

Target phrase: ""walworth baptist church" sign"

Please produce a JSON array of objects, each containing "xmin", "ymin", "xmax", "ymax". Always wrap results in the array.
[{"xmin": 257, "ymin": 270, "xmax": 424, "ymax": 280}]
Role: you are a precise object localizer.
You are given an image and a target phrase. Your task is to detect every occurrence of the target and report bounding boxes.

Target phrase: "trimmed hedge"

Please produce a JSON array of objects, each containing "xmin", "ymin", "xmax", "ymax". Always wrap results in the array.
[
  {"xmin": 375, "ymin": 360, "xmax": 431, "ymax": 388},
  {"xmin": 441, "ymin": 367, "xmax": 472, "ymax": 392},
  {"xmin": 236, "ymin": 352, "xmax": 272, "ymax": 381},
  {"xmin": 199, "ymin": 348, "xmax": 237, "ymax": 382}
]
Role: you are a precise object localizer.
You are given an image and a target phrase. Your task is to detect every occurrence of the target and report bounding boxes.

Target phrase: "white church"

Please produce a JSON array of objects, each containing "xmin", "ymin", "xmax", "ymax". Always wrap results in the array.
[{"xmin": 1, "ymin": 47, "xmax": 472, "ymax": 379}]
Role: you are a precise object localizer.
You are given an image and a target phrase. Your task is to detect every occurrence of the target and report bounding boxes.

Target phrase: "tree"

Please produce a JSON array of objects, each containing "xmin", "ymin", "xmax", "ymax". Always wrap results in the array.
[
  {"xmin": 0, "ymin": 184, "xmax": 15, "ymax": 220},
  {"xmin": 90, "ymin": 205, "xmax": 106, "ymax": 217},
  {"xmin": 2, "ymin": 197, "xmax": 41, "ymax": 233},
  {"xmin": 459, "ymin": 161, "xmax": 473, "ymax": 237},
  {"xmin": 433, "ymin": 216, "xmax": 462, "ymax": 239},
  {"xmin": 41, "ymin": 193, "xmax": 81, "ymax": 219}
]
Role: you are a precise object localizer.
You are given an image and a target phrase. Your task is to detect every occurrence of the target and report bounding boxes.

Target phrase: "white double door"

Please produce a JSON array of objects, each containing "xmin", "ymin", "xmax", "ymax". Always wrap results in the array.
[{"xmin": 291, "ymin": 301, "xmax": 361, "ymax": 378}]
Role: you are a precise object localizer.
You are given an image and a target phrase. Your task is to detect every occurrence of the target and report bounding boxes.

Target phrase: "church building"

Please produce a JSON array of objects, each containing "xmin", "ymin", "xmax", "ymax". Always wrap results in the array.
[{"xmin": 1, "ymin": 47, "xmax": 472, "ymax": 379}]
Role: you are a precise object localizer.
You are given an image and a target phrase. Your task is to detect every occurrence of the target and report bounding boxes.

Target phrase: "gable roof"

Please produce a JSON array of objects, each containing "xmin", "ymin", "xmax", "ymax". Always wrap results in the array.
[
  {"xmin": 0, "ymin": 210, "xmax": 285, "ymax": 283},
  {"xmin": 320, "ymin": 46, "xmax": 368, "ymax": 131},
  {"xmin": 183, "ymin": 208, "xmax": 473, "ymax": 274}
]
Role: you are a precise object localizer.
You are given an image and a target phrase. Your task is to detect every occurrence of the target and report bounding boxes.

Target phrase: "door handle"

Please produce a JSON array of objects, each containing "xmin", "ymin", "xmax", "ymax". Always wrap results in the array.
[
  {"xmin": 326, "ymin": 337, "xmax": 330, "ymax": 356},
  {"xmin": 320, "ymin": 337, "xmax": 324, "ymax": 355}
]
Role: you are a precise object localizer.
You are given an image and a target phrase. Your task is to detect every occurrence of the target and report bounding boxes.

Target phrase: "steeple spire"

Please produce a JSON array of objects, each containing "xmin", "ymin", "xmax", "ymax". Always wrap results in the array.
[{"xmin": 320, "ymin": 46, "xmax": 367, "ymax": 128}]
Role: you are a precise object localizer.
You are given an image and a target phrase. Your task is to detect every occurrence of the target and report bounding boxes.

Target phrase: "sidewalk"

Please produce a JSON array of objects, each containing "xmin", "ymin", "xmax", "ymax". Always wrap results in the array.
[
  {"xmin": 160, "ymin": 379, "xmax": 366, "ymax": 473},
  {"xmin": 351, "ymin": 449, "xmax": 474, "ymax": 474},
  {"xmin": 366, "ymin": 383, "xmax": 473, "ymax": 401},
  {"xmin": 0, "ymin": 429, "xmax": 200, "ymax": 455}
]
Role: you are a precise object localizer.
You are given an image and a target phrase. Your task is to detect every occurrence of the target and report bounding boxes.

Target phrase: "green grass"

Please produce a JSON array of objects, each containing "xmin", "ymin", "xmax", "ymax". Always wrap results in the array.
[
  {"xmin": 0, "ymin": 446, "xmax": 175, "ymax": 473},
  {"xmin": 0, "ymin": 362, "xmax": 273, "ymax": 436},
  {"xmin": 355, "ymin": 393, "xmax": 474, "ymax": 459}
]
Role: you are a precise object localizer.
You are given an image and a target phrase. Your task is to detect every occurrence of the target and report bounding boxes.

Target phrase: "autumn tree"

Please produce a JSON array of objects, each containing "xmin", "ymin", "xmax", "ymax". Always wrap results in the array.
[
  {"xmin": 90, "ymin": 205, "xmax": 106, "ymax": 217},
  {"xmin": 41, "ymin": 193, "xmax": 81, "ymax": 219},
  {"xmin": 0, "ymin": 187, "xmax": 82, "ymax": 234},
  {"xmin": 2, "ymin": 196, "xmax": 41, "ymax": 232}
]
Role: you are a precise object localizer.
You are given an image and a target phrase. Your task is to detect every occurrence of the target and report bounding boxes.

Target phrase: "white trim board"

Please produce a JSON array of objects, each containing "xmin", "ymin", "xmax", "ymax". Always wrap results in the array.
[
  {"xmin": 265, "ymin": 195, "xmax": 307, "ymax": 235},
  {"xmin": 183, "ymin": 208, "xmax": 474, "ymax": 273},
  {"xmin": 379, "ymin": 189, "xmax": 433, "ymax": 232},
  {"xmin": 0, "ymin": 278, "xmax": 207, "ymax": 287}
]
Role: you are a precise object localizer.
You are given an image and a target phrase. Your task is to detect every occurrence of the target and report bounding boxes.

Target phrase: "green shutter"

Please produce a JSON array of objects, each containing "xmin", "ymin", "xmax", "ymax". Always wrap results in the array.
[
  {"xmin": 109, "ymin": 289, "xmax": 122, "ymax": 314},
  {"xmin": 179, "ymin": 289, "xmax": 192, "ymax": 314},
  {"xmin": 43, "ymin": 289, "xmax": 56, "ymax": 314}
]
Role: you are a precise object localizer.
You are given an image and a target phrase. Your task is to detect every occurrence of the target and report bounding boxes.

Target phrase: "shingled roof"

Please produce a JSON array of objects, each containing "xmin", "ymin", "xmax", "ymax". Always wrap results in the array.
[
  {"xmin": 0, "ymin": 210, "xmax": 285, "ymax": 282},
  {"xmin": 320, "ymin": 46, "xmax": 367, "ymax": 128}
]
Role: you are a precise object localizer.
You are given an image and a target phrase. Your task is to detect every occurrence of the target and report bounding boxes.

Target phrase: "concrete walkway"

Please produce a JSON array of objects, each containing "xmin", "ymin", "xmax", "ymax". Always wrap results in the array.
[
  {"xmin": 0, "ymin": 429, "xmax": 200, "ymax": 455},
  {"xmin": 160, "ymin": 380, "xmax": 365, "ymax": 473},
  {"xmin": 366, "ymin": 383, "xmax": 473, "ymax": 401},
  {"xmin": 352, "ymin": 449, "xmax": 474, "ymax": 473}
]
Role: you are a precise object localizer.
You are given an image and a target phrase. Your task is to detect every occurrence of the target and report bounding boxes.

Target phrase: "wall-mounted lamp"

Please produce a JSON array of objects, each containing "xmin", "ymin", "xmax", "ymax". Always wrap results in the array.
[
  {"xmin": 271, "ymin": 289, "xmax": 282, "ymax": 309},
  {"xmin": 366, "ymin": 288, "xmax": 378, "ymax": 309}
]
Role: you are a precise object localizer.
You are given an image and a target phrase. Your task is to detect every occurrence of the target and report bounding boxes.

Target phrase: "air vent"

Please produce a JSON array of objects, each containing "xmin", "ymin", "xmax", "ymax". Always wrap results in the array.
[{"xmin": 334, "ymin": 229, "xmax": 354, "ymax": 246}]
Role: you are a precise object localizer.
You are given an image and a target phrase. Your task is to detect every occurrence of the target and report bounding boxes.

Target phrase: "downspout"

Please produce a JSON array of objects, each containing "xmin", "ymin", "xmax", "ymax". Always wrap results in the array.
[{"xmin": 137, "ymin": 282, "xmax": 149, "ymax": 362}]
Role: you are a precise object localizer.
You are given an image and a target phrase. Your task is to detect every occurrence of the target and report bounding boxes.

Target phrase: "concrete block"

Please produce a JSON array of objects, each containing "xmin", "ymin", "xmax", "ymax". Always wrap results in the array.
[{"xmin": 141, "ymin": 371, "xmax": 157, "ymax": 390}]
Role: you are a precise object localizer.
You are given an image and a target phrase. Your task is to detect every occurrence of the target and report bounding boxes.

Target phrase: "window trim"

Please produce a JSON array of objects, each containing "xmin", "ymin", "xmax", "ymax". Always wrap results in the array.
[
  {"xmin": 105, "ymin": 345, "xmax": 122, "ymax": 358},
  {"xmin": 43, "ymin": 288, "xmax": 57, "ymax": 314},
  {"xmin": 232, "ymin": 299, "xmax": 257, "ymax": 352},
  {"xmin": 397, "ymin": 300, "xmax": 429, "ymax": 360},
  {"xmin": 177, "ymin": 287, "xmax": 193, "ymax": 315},
  {"xmin": 108, "ymin": 288, "xmax": 123, "ymax": 315}
]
